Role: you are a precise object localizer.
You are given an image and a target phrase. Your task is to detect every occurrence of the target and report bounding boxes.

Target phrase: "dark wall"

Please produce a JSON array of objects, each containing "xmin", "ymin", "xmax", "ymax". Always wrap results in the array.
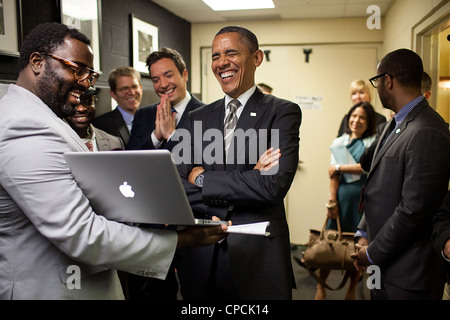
[{"xmin": 0, "ymin": 0, "xmax": 192, "ymax": 116}]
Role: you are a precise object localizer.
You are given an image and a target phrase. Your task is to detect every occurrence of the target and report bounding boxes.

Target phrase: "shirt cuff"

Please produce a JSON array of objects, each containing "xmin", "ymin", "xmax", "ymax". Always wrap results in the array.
[
  {"xmin": 354, "ymin": 229, "xmax": 368, "ymax": 240},
  {"xmin": 366, "ymin": 248, "xmax": 374, "ymax": 265},
  {"xmin": 151, "ymin": 131, "xmax": 163, "ymax": 149}
]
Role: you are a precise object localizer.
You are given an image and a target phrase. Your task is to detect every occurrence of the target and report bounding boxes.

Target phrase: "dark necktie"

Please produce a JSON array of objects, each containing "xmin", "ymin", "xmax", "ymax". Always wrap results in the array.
[
  {"xmin": 224, "ymin": 99, "xmax": 241, "ymax": 161},
  {"xmin": 381, "ymin": 118, "xmax": 396, "ymax": 147}
]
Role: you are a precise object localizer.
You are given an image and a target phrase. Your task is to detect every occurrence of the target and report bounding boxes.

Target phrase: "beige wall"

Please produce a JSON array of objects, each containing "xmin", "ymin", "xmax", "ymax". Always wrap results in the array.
[{"xmin": 189, "ymin": 0, "xmax": 448, "ymax": 243}]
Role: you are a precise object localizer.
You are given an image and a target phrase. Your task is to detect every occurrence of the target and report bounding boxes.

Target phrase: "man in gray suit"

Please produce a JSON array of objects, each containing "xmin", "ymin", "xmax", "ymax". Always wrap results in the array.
[
  {"xmin": 0, "ymin": 22, "xmax": 228, "ymax": 300},
  {"xmin": 351, "ymin": 49, "xmax": 450, "ymax": 299}
]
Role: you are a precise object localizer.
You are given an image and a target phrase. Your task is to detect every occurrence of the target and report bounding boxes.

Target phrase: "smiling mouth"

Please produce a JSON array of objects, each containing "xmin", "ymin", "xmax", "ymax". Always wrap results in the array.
[
  {"xmin": 160, "ymin": 88, "xmax": 175, "ymax": 95},
  {"xmin": 220, "ymin": 71, "xmax": 237, "ymax": 79}
]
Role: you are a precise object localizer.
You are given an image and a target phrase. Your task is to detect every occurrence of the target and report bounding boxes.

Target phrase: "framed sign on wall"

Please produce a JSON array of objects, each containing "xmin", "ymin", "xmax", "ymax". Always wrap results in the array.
[
  {"xmin": 131, "ymin": 14, "xmax": 158, "ymax": 75},
  {"xmin": 0, "ymin": 0, "xmax": 22, "ymax": 57},
  {"xmin": 60, "ymin": 0, "xmax": 102, "ymax": 72}
]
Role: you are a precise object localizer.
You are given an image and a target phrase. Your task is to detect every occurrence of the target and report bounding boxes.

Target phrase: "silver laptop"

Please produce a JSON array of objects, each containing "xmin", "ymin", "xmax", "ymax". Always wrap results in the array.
[{"xmin": 63, "ymin": 150, "xmax": 226, "ymax": 226}]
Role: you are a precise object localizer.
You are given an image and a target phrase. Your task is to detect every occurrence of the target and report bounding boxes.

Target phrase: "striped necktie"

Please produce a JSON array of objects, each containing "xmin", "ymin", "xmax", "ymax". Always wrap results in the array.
[{"xmin": 224, "ymin": 99, "xmax": 241, "ymax": 161}]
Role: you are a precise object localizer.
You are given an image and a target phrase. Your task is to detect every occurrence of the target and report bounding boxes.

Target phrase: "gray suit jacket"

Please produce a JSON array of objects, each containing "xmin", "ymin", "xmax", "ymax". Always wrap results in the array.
[
  {"xmin": 92, "ymin": 125, "xmax": 125, "ymax": 151},
  {"xmin": 359, "ymin": 97, "xmax": 450, "ymax": 291},
  {"xmin": 0, "ymin": 85, "xmax": 177, "ymax": 299}
]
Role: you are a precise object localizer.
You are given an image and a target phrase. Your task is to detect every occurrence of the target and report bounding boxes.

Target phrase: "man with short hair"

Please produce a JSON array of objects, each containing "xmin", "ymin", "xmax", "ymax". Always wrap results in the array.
[
  {"xmin": 127, "ymin": 47, "xmax": 203, "ymax": 151},
  {"xmin": 0, "ymin": 22, "xmax": 227, "ymax": 300},
  {"xmin": 65, "ymin": 87, "xmax": 125, "ymax": 151},
  {"xmin": 93, "ymin": 66, "xmax": 143, "ymax": 144},
  {"xmin": 176, "ymin": 26, "xmax": 301, "ymax": 300},
  {"xmin": 352, "ymin": 49, "xmax": 450, "ymax": 300}
]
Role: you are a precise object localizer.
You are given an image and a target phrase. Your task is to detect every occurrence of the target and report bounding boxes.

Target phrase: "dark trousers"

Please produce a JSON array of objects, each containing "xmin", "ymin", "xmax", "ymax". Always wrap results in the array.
[
  {"xmin": 371, "ymin": 280, "xmax": 444, "ymax": 300},
  {"xmin": 205, "ymin": 240, "xmax": 240, "ymax": 300}
]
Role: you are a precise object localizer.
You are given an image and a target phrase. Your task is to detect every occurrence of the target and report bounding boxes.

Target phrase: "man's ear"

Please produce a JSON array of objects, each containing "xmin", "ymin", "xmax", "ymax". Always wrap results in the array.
[
  {"xmin": 29, "ymin": 52, "xmax": 45, "ymax": 74},
  {"xmin": 254, "ymin": 49, "xmax": 264, "ymax": 67},
  {"xmin": 386, "ymin": 73, "xmax": 394, "ymax": 90}
]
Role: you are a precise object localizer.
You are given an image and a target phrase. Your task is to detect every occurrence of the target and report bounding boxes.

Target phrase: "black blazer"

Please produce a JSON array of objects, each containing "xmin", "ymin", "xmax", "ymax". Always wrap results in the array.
[
  {"xmin": 359, "ymin": 97, "xmax": 450, "ymax": 291},
  {"xmin": 432, "ymin": 189, "xmax": 450, "ymax": 281},
  {"xmin": 176, "ymin": 88, "xmax": 302, "ymax": 299},
  {"xmin": 126, "ymin": 95, "xmax": 204, "ymax": 150},
  {"xmin": 92, "ymin": 107, "xmax": 131, "ymax": 145}
]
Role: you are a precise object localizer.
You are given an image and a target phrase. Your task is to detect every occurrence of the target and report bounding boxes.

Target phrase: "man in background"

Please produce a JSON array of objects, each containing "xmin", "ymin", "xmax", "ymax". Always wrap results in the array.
[
  {"xmin": 65, "ymin": 87, "xmax": 124, "ymax": 151},
  {"xmin": 93, "ymin": 66, "xmax": 143, "ymax": 144},
  {"xmin": 352, "ymin": 49, "xmax": 450, "ymax": 300},
  {"xmin": 127, "ymin": 47, "xmax": 203, "ymax": 151}
]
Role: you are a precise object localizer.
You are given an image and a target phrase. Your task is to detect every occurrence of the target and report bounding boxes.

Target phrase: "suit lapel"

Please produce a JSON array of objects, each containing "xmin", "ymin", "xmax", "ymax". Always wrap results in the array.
[
  {"xmin": 178, "ymin": 96, "xmax": 201, "ymax": 129},
  {"xmin": 233, "ymin": 91, "xmax": 266, "ymax": 166},
  {"xmin": 368, "ymin": 100, "xmax": 427, "ymax": 180}
]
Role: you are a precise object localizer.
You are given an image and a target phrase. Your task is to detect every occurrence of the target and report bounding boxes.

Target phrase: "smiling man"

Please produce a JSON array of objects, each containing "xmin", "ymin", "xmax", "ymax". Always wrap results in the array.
[
  {"xmin": 127, "ymin": 47, "xmax": 204, "ymax": 151},
  {"xmin": 176, "ymin": 26, "xmax": 302, "ymax": 300},
  {"xmin": 0, "ymin": 22, "xmax": 228, "ymax": 300},
  {"xmin": 65, "ymin": 87, "xmax": 124, "ymax": 151},
  {"xmin": 93, "ymin": 66, "xmax": 143, "ymax": 145}
]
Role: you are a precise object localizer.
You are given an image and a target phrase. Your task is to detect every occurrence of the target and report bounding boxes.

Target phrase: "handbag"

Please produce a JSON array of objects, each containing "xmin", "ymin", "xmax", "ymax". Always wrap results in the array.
[{"xmin": 300, "ymin": 216, "xmax": 357, "ymax": 290}]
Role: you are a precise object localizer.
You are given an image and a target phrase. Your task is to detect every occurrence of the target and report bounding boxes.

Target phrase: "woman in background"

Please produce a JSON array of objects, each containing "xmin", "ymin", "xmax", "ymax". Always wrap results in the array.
[{"xmin": 315, "ymin": 101, "xmax": 376, "ymax": 300}]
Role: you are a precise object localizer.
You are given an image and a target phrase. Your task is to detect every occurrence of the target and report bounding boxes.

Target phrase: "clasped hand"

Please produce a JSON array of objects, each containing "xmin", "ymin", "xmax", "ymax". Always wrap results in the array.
[{"xmin": 155, "ymin": 94, "xmax": 176, "ymax": 142}]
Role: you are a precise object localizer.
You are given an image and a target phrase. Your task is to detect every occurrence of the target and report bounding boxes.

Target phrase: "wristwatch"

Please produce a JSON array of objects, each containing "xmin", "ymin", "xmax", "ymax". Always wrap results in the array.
[
  {"xmin": 195, "ymin": 172, "xmax": 205, "ymax": 188},
  {"xmin": 335, "ymin": 164, "xmax": 341, "ymax": 172}
]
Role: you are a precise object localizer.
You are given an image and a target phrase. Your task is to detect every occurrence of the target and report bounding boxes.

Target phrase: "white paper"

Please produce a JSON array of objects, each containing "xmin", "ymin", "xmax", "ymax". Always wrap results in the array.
[
  {"xmin": 226, "ymin": 221, "xmax": 270, "ymax": 236},
  {"xmin": 329, "ymin": 144, "xmax": 360, "ymax": 183}
]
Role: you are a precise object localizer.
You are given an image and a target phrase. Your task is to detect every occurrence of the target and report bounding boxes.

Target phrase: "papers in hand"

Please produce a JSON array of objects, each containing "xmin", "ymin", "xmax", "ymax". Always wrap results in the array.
[
  {"xmin": 329, "ymin": 144, "xmax": 360, "ymax": 183},
  {"xmin": 226, "ymin": 221, "xmax": 270, "ymax": 236}
]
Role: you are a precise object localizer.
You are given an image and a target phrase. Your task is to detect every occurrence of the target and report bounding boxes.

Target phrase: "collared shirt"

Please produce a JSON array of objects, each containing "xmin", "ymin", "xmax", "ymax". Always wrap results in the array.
[
  {"xmin": 117, "ymin": 105, "xmax": 134, "ymax": 133},
  {"xmin": 223, "ymin": 85, "xmax": 257, "ymax": 124},
  {"xmin": 81, "ymin": 125, "xmax": 98, "ymax": 152},
  {"xmin": 152, "ymin": 91, "xmax": 191, "ymax": 148}
]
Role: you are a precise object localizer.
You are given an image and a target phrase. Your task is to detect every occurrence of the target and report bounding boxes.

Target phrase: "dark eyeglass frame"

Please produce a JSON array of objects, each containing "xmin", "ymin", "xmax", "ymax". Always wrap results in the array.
[
  {"xmin": 369, "ymin": 72, "xmax": 390, "ymax": 88},
  {"xmin": 41, "ymin": 53, "xmax": 100, "ymax": 86}
]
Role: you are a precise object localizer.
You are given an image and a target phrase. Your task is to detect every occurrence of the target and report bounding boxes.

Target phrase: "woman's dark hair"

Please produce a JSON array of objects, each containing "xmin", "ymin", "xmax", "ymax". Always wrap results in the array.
[
  {"xmin": 18, "ymin": 22, "xmax": 91, "ymax": 71},
  {"xmin": 344, "ymin": 101, "xmax": 376, "ymax": 139}
]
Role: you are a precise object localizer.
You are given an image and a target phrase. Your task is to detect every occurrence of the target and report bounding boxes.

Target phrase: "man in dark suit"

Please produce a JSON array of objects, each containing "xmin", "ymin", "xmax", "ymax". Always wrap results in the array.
[
  {"xmin": 127, "ymin": 48, "xmax": 203, "ymax": 151},
  {"xmin": 351, "ymin": 49, "xmax": 450, "ymax": 300},
  {"xmin": 93, "ymin": 66, "xmax": 143, "ymax": 144},
  {"xmin": 175, "ymin": 26, "xmax": 301, "ymax": 300},
  {"xmin": 432, "ymin": 190, "xmax": 450, "ymax": 299},
  {"xmin": 124, "ymin": 48, "xmax": 203, "ymax": 300}
]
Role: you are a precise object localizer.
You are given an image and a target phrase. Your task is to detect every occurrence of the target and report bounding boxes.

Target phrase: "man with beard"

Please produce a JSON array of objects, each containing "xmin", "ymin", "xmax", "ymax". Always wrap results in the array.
[
  {"xmin": 351, "ymin": 49, "xmax": 450, "ymax": 299},
  {"xmin": 0, "ymin": 22, "xmax": 228, "ymax": 300}
]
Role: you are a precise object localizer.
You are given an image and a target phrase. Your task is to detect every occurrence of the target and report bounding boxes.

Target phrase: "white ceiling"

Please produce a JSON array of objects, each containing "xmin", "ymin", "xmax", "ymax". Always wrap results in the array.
[{"xmin": 151, "ymin": 0, "xmax": 395, "ymax": 23}]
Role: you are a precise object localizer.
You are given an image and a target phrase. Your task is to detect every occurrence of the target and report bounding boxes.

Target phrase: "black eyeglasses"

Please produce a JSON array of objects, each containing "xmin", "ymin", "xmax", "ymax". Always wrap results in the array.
[
  {"xmin": 41, "ymin": 53, "xmax": 100, "ymax": 86},
  {"xmin": 369, "ymin": 72, "xmax": 390, "ymax": 88}
]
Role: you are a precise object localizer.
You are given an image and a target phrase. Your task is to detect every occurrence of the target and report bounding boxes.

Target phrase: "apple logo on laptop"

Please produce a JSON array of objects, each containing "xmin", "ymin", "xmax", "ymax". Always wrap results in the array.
[{"xmin": 119, "ymin": 182, "xmax": 135, "ymax": 198}]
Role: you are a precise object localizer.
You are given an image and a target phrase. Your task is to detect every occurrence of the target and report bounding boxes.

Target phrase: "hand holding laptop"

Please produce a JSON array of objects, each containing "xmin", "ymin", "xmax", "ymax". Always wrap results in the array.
[{"xmin": 176, "ymin": 216, "xmax": 231, "ymax": 249}]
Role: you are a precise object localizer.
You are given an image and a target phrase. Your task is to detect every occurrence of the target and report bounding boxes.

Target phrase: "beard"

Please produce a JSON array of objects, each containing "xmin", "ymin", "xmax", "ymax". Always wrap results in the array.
[{"xmin": 37, "ymin": 66, "xmax": 81, "ymax": 118}]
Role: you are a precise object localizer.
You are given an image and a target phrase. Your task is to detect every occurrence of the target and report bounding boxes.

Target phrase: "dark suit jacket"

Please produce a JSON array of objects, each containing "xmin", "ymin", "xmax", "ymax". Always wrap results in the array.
[
  {"xmin": 432, "ymin": 189, "xmax": 450, "ymax": 282},
  {"xmin": 126, "ymin": 95, "xmax": 204, "ymax": 150},
  {"xmin": 176, "ymin": 88, "xmax": 302, "ymax": 299},
  {"xmin": 359, "ymin": 97, "xmax": 450, "ymax": 291},
  {"xmin": 92, "ymin": 107, "xmax": 131, "ymax": 145}
]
